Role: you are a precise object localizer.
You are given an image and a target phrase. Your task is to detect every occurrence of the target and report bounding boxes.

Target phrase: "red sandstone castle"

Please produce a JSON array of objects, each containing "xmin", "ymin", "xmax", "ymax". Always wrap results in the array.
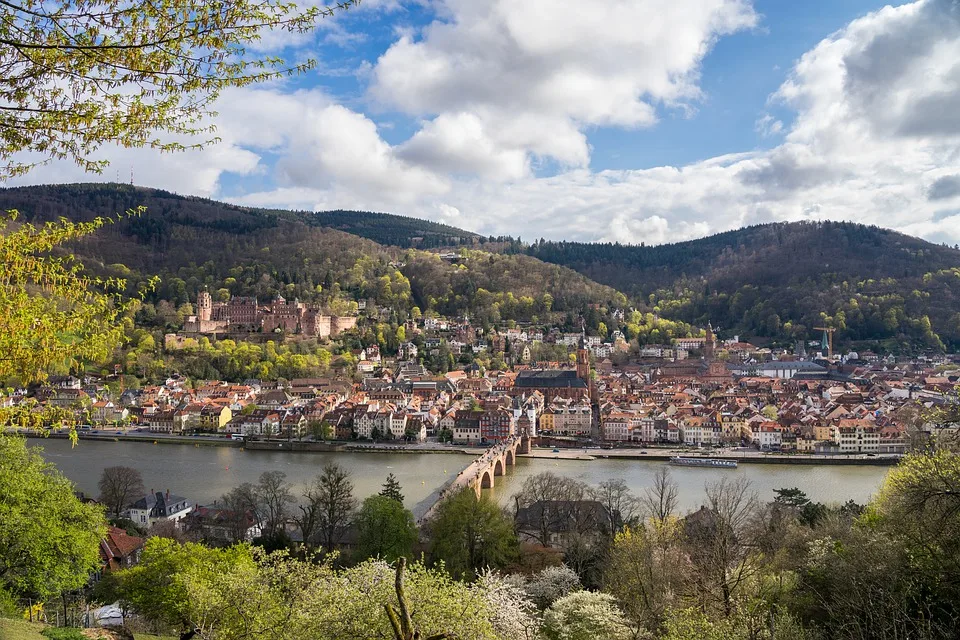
[{"xmin": 183, "ymin": 291, "xmax": 357, "ymax": 338}]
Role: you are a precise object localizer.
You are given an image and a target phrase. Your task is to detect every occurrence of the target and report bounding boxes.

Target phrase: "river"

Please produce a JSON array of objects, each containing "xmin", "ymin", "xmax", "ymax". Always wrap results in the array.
[{"xmin": 35, "ymin": 439, "xmax": 892, "ymax": 517}]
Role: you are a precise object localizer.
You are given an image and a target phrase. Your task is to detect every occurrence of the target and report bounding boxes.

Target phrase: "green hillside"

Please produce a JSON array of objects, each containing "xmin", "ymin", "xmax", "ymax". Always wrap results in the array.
[
  {"xmin": 0, "ymin": 183, "xmax": 623, "ymax": 330},
  {"xmin": 528, "ymin": 222, "xmax": 960, "ymax": 350}
]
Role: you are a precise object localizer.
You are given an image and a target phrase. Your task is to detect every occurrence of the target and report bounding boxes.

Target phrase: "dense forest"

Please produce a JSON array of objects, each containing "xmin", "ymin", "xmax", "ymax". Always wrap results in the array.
[{"xmin": 528, "ymin": 222, "xmax": 960, "ymax": 351}]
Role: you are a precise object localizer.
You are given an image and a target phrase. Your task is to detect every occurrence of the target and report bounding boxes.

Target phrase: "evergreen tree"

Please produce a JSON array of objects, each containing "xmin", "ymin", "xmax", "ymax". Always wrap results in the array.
[{"xmin": 380, "ymin": 473, "xmax": 405, "ymax": 504}]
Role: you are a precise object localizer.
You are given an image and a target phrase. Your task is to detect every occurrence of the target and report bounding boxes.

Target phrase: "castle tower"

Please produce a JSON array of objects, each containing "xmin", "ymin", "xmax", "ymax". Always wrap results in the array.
[{"xmin": 198, "ymin": 291, "xmax": 213, "ymax": 322}]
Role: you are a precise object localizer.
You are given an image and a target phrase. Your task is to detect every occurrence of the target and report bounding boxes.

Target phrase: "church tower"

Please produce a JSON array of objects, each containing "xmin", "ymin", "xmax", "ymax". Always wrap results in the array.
[
  {"xmin": 704, "ymin": 322, "xmax": 716, "ymax": 361},
  {"xmin": 198, "ymin": 290, "xmax": 213, "ymax": 322},
  {"xmin": 576, "ymin": 334, "xmax": 590, "ymax": 381}
]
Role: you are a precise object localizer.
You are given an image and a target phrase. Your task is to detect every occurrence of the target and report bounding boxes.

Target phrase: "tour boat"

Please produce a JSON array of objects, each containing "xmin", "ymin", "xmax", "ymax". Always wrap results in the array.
[{"xmin": 669, "ymin": 456, "xmax": 738, "ymax": 469}]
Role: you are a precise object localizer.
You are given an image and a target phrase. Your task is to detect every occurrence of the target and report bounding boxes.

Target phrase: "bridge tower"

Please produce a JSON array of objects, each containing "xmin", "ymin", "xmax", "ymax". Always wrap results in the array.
[{"xmin": 518, "ymin": 428, "xmax": 531, "ymax": 454}]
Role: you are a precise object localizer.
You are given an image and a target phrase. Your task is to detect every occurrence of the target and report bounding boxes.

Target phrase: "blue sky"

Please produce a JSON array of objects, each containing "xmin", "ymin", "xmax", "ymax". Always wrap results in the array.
[{"xmin": 15, "ymin": 0, "xmax": 960, "ymax": 246}]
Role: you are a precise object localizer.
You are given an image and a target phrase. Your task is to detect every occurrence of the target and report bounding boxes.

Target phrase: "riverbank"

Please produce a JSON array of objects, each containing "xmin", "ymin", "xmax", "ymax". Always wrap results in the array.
[
  {"xmin": 21, "ymin": 431, "xmax": 482, "ymax": 456},
  {"xmin": 23, "ymin": 431, "xmax": 244, "ymax": 448},
  {"xmin": 18, "ymin": 432, "xmax": 900, "ymax": 465},
  {"xmin": 525, "ymin": 448, "xmax": 901, "ymax": 466}
]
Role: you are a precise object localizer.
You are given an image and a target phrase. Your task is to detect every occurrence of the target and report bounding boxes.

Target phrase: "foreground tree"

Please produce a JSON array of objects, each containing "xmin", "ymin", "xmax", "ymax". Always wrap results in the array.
[
  {"xmin": 98, "ymin": 465, "xmax": 146, "ymax": 518},
  {"xmin": 299, "ymin": 463, "xmax": 356, "ymax": 551},
  {"xmin": 525, "ymin": 565, "xmax": 582, "ymax": 610},
  {"xmin": 221, "ymin": 482, "xmax": 262, "ymax": 544},
  {"xmin": 118, "ymin": 540, "xmax": 502, "ymax": 640},
  {"xmin": 0, "ymin": 436, "xmax": 105, "ymax": 599},
  {"xmin": 384, "ymin": 557, "xmax": 450, "ymax": 640},
  {"xmin": 254, "ymin": 470, "xmax": 294, "ymax": 539},
  {"xmin": 640, "ymin": 467, "xmax": 679, "ymax": 524},
  {"xmin": 0, "ymin": 0, "xmax": 357, "ymax": 179},
  {"xmin": 603, "ymin": 519, "xmax": 687, "ymax": 634},
  {"xmin": 356, "ymin": 495, "xmax": 418, "ymax": 562},
  {"xmin": 541, "ymin": 591, "xmax": 632, "ymax": 640},
  {"xmin": 686, "ymin": 477, "xmax": 759, "ymax": 618},
  {"xmin": 873, "ymin": 449, "xmax": 960, "ymax": 580},
  {"xmin": 429, "ymin": 489, "xmax": 517, "ymax": 580},
  {"xmin": 117, "ymin": 537, "xmax": 259, "ymax": 640},
  {"xmin": 0, "ymin": 213, "xmax": 138, "ymax": 394},
  {"xmin": 380, "ymin": 473, "xmax": 405, "ymax": 503},
  {"xmin": 513, "ymin": 472, "xmax": 590, "ymax": 547},
  {"xmin": 591, "ymin": 478, "xmax": 640, "ymax": 541},
  {"xmin": 793, "ymin": 450, "xmax": 960, "ymax": 638},
  {"xmin": 476, "ymin": 569, "xmax": 542, "ymax": 640}
]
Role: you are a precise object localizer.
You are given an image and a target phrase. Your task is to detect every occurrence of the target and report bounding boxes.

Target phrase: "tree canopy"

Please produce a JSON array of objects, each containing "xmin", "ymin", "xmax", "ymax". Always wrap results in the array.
[
  {"xmin": 355, "ymin": 495, "xmax": 418, "ymax": 562},
  {"xmin": 428, "ymin": 489, "xmax": 517, "ymax": 581},
  {"xmin": 0, "ymin": 436, "xmax": 106, "ymax": 599},
  {"xmin": 0, "ymin": 0, "xmax": 356, "ymax": 179},
  {"xmin": 0, "ymin": 212, "xmax": 139, "ymax": 388}
]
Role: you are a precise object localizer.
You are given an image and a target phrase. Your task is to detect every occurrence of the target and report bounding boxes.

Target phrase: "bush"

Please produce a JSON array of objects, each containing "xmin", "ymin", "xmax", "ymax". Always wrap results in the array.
[
  {"xmin": 41, "ymin": 628, "xmax": 88, "ymax": 640},
  {"xmin": 0, "ymin": 585, "xmax": 18, "ymax": 617},
  {"xmin": 526, "ymin": 565, "xmax": 582, "ymax": 610}
]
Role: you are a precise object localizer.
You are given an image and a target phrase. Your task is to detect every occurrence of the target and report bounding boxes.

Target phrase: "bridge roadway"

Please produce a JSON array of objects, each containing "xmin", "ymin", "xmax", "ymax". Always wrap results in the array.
[{"xmin": 421, "ymin": 434, "xmax": 529, "ymax": 521}]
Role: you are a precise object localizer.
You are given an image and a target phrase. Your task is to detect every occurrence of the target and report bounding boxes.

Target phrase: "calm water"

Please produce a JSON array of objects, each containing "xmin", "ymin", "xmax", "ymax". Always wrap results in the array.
[{"xmin": 36, "ymin": 439, "xmax": 892, "ymax": 516}]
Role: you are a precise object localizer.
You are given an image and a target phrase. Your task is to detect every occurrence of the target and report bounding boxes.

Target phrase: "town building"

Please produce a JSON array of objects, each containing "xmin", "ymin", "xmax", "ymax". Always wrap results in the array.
[{"xmin": 128, "ymin": 491, "xmax": 192, "ymax": 528}]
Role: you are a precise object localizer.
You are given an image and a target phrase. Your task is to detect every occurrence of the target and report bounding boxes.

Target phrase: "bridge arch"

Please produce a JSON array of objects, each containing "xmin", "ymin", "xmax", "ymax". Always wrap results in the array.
[
  {"xmin": 505, "ymin": 449, "xmax": 515, "ymax": 466},
  {"xmin": 480, "ymin": 469, "xmax": 494, "ymax": 491},
  {"xmin": 494, "ymin": 458, "xmax": 505, "ymax": 476}
]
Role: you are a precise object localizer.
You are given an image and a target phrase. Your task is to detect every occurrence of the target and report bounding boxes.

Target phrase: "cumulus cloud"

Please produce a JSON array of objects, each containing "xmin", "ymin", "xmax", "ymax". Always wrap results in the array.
[{"xmin": 369, "ymin": 0, "xmax": 757, "ymax": 174}]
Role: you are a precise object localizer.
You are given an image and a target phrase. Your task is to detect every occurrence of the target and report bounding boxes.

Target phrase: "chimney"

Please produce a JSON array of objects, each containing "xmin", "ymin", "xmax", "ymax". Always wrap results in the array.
[{"xmin": 166, "ymin": 489, "xmax": 170, "ymax": 499}]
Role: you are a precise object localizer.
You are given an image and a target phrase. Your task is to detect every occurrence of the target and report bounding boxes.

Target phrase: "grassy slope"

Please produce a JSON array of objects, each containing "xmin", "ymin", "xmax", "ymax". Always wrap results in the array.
[{"xmin": 0, "ymin": 618, "xmax": 174, "ymax": 640}]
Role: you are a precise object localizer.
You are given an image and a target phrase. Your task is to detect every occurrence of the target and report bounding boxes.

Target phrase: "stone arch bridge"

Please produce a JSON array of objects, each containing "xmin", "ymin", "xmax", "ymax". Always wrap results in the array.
[{"xmin": 421, "ymin": 434, "xmax": 530, "ymax": 521}]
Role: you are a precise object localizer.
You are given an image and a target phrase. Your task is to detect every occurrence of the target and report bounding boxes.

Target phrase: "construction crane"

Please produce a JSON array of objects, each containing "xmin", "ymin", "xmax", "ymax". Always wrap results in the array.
[{"xmin": 813, "ymin": 327, "xmax": 836, "ymax": 359}]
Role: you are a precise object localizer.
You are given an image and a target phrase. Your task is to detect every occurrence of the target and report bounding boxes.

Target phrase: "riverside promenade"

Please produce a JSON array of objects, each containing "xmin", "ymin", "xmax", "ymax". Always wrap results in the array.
[{"xmin": 526, "ymin": 446, "xmax": 901, "ymax": 466}]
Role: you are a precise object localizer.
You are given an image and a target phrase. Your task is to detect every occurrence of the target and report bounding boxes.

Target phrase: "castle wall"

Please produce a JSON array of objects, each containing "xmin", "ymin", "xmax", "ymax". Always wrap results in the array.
[
  {"xmin": 185, "ymin": 294, "xmax": 356, "ymax": 337},
  {"xmin": 331, "ymin": 316, "xmax": 357, "ymax": 336}
]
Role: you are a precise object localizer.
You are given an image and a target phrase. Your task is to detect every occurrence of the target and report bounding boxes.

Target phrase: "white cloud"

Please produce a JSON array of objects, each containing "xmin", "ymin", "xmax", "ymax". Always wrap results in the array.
[
  {"xmin": 754, "ymin": 113, "xmax": 783, "ymax": 137},
  {"xmin": 4, "ymin": 132, "xmax": 261, "ymax": 199},
  {"xmin": 369, "ymin": 0, "xmax": 757, "ymax": 174}
]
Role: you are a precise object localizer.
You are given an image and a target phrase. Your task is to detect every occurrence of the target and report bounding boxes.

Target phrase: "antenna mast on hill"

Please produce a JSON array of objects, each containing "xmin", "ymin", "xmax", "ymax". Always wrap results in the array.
[{"xmin": 130, "ymin": 166, "xmax": 134, "ymax": 186}]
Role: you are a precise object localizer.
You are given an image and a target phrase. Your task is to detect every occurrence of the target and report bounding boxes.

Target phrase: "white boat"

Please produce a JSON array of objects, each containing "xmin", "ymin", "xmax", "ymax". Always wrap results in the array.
[{"xmin": 669, "ymin": 456, "xmax": 738, "ymax": 469}]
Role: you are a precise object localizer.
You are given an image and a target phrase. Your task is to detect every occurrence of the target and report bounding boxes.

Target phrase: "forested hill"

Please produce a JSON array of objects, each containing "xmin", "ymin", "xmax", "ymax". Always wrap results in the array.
[
  {"xmin": 0, "ymin": 183, "xmax": 480, "ymax": 248},
  {"xmin": 528, "ymin": 222, "xmax": 960, "ymax": 293},
  {"xmin": 0, "ymin": 183, "xmax": 624, "ymax": 331},
  {"xmin": 4, "ymin": 183, "xmax": 959, "ymax": 350},
  {"xmin": 528, "ymin": 222, "xmax": 960, "ymax": 350}
]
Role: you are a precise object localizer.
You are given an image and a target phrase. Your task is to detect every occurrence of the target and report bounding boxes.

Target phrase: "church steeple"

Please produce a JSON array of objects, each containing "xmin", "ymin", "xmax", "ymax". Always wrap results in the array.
[
  {"xmin": 576, "ymin": 335, "xmax": 590, "ymax": 381},
  {"xmin": 704, "ymin": 322, "xmax": 716, "ymax": 361}
]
